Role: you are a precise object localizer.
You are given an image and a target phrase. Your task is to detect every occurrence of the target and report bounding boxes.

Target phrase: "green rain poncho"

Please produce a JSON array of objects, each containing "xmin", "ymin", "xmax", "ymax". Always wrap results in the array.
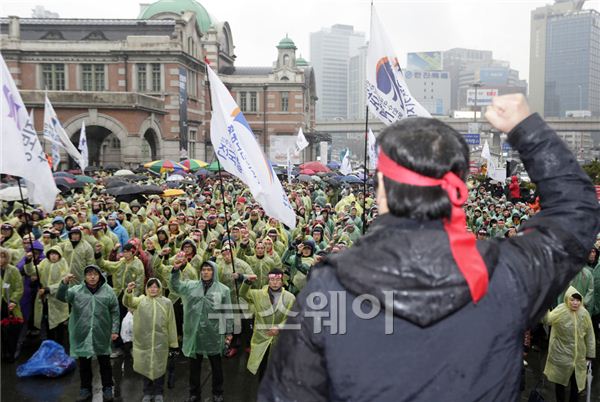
[
  {"xmin": 57, "ymin": 266, "xmax": 120, "ymax": 358},
  {"xmin": 123, "ymin": 278, "xmax": 178, "ymax": 380},
  {"xmin": 0, "ymin": 248, "xmax": 23, "ymax": 319},
  {"xmin": 239, "ymin": 282, "xmax": 295, "ymax": 374},
  {"xmin": 170, "ymin": 262, "xmax": 233, "ymax": 358},
  {"xmin": 25, "ymin": 246, "xmax": 69, "ymax": 330},
  {"xmin": 543, "ymin": 287, "xmax": 596, "ymax": 391}
]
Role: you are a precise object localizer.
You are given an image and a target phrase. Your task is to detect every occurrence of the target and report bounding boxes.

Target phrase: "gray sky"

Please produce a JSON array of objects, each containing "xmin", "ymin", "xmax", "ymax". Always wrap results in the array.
[{"xmin": 2, "ymin": 0, "xmax": 600, "ymax": 80}]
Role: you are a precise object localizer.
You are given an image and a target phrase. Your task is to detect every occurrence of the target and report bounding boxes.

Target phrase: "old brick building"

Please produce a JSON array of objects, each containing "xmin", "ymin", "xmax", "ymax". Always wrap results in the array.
[{"xmin": 0, "ymin": 0, "xmax": 317, "ymax": 168}]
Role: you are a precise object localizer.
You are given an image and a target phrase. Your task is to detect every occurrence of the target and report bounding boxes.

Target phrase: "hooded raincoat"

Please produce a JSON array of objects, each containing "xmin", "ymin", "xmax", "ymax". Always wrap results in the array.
[
  {"xmin": 240, "ymin": 283, "xmax": 295, "ymax": 374},
  {"xmin": 61, "ymin": 237, "xmax": 95, "ymax": 283},
  {"xmin": 123, "ymin": 278, "xmax": 178, "ymax": 380},
  {"xmin": 25, "ymin": 246, "xmax": 69, "ymax": 329},
  {"xmin": 544, "ymin": 286, "xmax": 596, "ymax": 391},
  {"xmin": 97, "ymin": 255, "xmax": 145, "ymax": 297},
  {"xmin": 170, "ymin": 262, "xmax": 233, "ymax": 358},
  {"xmin": 57, "ymin": 265, "xmax": 120, "ymax": 358},
  {"xmin": 0, "ymin": 248, "xmax": 23, "ymax": 319}
]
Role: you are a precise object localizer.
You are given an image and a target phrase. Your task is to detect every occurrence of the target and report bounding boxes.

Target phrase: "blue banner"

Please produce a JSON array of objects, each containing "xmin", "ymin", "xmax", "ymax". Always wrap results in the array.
[{"xmin": 463, "ymin": 133, "xmax": 480, "ymax": 145}]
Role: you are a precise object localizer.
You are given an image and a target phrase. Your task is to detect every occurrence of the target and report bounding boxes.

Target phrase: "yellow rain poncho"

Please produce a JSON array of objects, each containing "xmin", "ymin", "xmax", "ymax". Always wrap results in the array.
[
  {"xmin": 25, "ymin": 246, "xmax": 69, "ymax": 330},
  {"xmin": 61, "ymin": 237, "xmax": 95, "ymax": 283},
  {"xmin": 97, "ymin": 255, "xmax": 145, "ymax": 296},
  {"xmin": 0, "ymin": 248, "xmax": 23, "ymax": 319},
  {"xmin": 543, "ymin": 286, "xmax": 596, "ymax": 391},
  {"xmin": 239, "ymin": 282, "xmax": 295, "ymax": 374},
  {"xmin": 123, "ymin": 278, "xmax": 178, "ymax": 380}
]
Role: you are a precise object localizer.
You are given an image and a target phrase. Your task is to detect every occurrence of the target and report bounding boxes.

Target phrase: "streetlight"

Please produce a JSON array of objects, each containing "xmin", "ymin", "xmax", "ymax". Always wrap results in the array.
[{"xmin": 470, "ymin": 81, "xmax": 483, "ymax": 123}]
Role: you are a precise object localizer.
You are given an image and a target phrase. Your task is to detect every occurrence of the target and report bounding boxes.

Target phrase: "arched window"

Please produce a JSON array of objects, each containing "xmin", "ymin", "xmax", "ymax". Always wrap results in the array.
[{"xmin": 283, "ymin": 54, "xmax": 290, "ymax": 66}]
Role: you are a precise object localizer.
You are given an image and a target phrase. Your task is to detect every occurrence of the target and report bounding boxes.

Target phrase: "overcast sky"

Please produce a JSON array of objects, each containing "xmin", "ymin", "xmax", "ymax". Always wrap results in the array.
[{"xmin": 2, "ymin": 0, "xmax": 599, "ymax": 80}]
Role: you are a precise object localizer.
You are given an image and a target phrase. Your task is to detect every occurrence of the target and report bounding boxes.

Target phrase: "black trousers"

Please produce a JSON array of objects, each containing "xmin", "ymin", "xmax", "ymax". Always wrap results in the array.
[
  {"xmin": 79, "ymin": 355, "xmax": 113, "ymax": 390},
  {"xmin": 112, "ymin": 292, "xmax": 127, "ymax": 349},
  {"xmin": 143, "ymin": 375, "xmax": 165, "ymax": 396},
  {"xmin": 555, "ymin": 372, "xmax": 580, "ymax": 402},
  {"xmin": 257, "ymin": 345, "xmax": 271, "ymax": 382},
  {"xmin": 231, "ymin": 318, "xmax": 252, "ymax": 349},
  {"xmin": 189, "ymin": 355, "xmax": 223, "ymax": 397},
  {"xmin": 42, "ymin": 303, "xmax": 67, "ymax": 347}
]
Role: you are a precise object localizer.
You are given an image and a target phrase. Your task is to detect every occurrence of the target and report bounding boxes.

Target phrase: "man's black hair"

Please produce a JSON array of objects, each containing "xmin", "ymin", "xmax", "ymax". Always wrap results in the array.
[{"xmin": 376, "ymin": 118, "xmax": 469, "ymax": 220}]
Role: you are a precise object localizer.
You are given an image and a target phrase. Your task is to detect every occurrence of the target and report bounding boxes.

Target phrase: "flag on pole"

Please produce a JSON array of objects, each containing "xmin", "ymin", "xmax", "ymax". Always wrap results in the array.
[
  {"xmin": 207, "ymin": 65, "xmax": 296, "ymax": 229},
  {"xmin": 294, "ymin": 127, "xmax": 309, "ymax": 154},
  {"xmin": 44, "ymin": 95, "xmax": 85, "ymax": 171},
  {"xmin": 367, "ymin": 129, "xmax": 378, "ymax": 170},
  {"xmin": 78, "ymin": 121, "xmax": 89, "ymax": 172},
  {"xmin": 366, "ymin": 6, "xmax": 430, "ymax": 125},
  {"xmin": 0, "ymin": 54, "xmax": 59, "ymax": 212},
  {"xmin": 287, "ymin": 149, "xmax": 293, "ymax": 184},
  {"xmin": 340, "ymin": 149, "xmax": 353, "ymax": 175}
]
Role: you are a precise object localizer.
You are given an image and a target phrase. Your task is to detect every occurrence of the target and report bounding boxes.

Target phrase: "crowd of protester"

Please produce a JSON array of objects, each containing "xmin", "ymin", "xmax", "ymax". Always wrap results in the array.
[{"xmin": 1, "ymin": 167, "xmax": 599, "ymax": 401}]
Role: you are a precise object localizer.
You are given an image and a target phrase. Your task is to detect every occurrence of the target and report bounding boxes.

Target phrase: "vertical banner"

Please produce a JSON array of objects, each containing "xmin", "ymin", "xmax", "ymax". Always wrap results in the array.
[
  {"xmin": 178, "ymin": 67, "xmax": 189, "ymax": 160},
  {"xmin": 319, "ymin": 141, "xmax": 328, "ymax": 165}
]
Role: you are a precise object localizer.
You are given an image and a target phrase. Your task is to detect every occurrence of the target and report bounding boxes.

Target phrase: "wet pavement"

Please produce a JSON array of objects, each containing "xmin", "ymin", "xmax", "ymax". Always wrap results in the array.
[{"xmin": 2, "ymin": 336, "xmax": 599, "ymax": 402}]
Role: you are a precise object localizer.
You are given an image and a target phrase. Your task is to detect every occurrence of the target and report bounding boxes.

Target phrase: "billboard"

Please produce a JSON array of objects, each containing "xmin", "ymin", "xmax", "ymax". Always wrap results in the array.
[
  {"xmin": 479, "ymin": 67, "xmax": 509, "ymax": 85},
  {"xmin": 407, "ymin": 51, "xmax": 442, "ymax": 71},
  {"xmin": 466, "ymin": 88, "xmax": 498, "ymax": 106},
  {"xmin": 269, "ymin": 135, "xmax": 300, "ymax": 164}
]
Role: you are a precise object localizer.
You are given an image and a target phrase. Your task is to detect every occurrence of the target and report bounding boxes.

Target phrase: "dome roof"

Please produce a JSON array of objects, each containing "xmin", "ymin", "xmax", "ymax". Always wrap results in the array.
[
  {"xmin": 139, "ymin": 0, "xmax": 213, "ymax": 33},
  {"xmin": 296, "ymin": 56, "xmax": 309, "ymax": 67},
  {"xmin": 277, "ymin": 34, "xmax": 297, "ymax": 50}
]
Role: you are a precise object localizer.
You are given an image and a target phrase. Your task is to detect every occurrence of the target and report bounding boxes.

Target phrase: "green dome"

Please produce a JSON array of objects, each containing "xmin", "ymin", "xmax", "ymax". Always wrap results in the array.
[
  {"xmin": 296, "ymin": 56, "xmax": 309, "ymax": 67},
  {"xmin": 277, "ymin": 34, "xmax": 297, "ymax": 49},
  {"xmin": 139, "ymin": 0, "xmax": 213, "ymax": 33}
]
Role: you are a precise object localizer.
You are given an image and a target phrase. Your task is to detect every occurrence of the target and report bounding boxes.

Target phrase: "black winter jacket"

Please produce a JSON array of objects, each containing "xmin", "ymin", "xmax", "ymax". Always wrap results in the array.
[{"xmin": 259, "ymin": 114, "xmax": 600, "ymax": 402}]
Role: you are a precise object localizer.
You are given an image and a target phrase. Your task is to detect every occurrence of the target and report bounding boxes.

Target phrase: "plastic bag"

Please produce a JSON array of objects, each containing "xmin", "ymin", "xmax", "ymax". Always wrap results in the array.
[
  {"xmin": 120, "ymin": 311, "xmax": 134, "ymax": 343},
  {"xmin": 16, "ymin": 340, "xmax": 76, "ymax": 378}
]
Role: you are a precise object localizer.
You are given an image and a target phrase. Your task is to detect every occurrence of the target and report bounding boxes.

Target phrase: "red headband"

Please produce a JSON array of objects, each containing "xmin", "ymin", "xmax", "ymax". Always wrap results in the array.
[{"xmin": 377, "ymin": 150, "xmax": 488, "ymax": 302}]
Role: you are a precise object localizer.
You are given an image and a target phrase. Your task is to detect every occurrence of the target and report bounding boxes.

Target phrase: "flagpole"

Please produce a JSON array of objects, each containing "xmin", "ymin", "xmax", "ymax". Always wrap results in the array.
[
  {"xmin": 362, "ymin": 105, "xmax": 369, "ymax": 234},
  {"xmin": 204, "ymin": 62, "xmax": 241, "ymax": 303},
  {"xmin": 15, "ymin": 178, "xmax": 44, "ymax": 301}
]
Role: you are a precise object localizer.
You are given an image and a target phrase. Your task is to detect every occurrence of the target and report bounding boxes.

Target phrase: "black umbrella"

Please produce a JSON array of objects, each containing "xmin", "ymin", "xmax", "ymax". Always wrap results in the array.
[
  {"xmin": 105, "ymin": 180, "xmax": 131, "ymax": 189},
  {"xmin": 138, "ymin": 185, "xmax": 164, "ymax": 195},
  {"xmin": 106, "ymin": 184, "xmax": 143, "ymax": 196}
]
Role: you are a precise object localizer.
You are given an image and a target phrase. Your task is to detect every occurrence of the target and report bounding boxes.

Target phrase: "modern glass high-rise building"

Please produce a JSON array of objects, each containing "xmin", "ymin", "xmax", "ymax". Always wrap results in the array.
[
  {"xmin": 310, "ymin": 24, "xmax": 365, "ymax": 121},
  {"xmin": 544, "ymin": 9, "xmax": 600, "ymax": 117}
]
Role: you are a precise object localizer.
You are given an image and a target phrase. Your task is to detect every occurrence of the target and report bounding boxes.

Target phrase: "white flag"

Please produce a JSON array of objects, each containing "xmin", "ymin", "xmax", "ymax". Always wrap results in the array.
[
  {"xmin": 366, "ymin": 6, "xmax": 430, "ymax": 125},
  {"xmin": 481, "ymin": 140, "xmax": 495, "ymax": 177},
  {"xmin": 44, "ymin": 95, "xmax": 85, "ymax": 171},
  {"xmin": 78, "ymin": 121, "xmax": 89, "ymax": 172},
  {"xmin": 207, "ymin": 65, "xmax": 296, "ymax": 229},
  {"xmin": 367, "ymin": 129, "xmax": 378, "ymax": 170},
  {"xmin": 340, "ymin": 149, "xmax": 353, "ymax": 175},
  {"xmin": 0, "ymin": 54, "xmax": 59, "ymax": 212},
  {"xmin": 294, "ymin": 127, "xmax": 309, "ymax": 154}
]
